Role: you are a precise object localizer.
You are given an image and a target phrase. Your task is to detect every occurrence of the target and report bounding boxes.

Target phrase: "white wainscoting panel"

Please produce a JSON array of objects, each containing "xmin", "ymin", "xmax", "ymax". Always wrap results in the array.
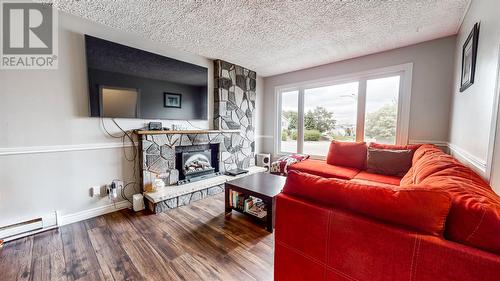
[
  {"xmin": 447, "ymin": 142, "xmax": 487, "ymax": 175},
  {"xmin": 0, "ymin": 142, "xmax": 136, "ymax": 156}
]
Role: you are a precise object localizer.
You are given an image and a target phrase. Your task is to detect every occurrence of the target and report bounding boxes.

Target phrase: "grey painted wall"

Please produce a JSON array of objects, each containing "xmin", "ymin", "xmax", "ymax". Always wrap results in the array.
[
  {"xmin": 259, "ymin": 36, "xmax": 457, "ymax": 155},
  {"xmin": 0, "ymin": 12, "xmax": 216, "ymax": 226},
  {"xmin": 448, "ymin": 0, "xmax": 500, "ymax": 194}
]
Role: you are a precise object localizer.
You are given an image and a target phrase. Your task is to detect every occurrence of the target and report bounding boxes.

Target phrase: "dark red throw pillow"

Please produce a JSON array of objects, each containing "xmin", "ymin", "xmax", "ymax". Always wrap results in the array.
[
  {"xmin": 326, "ymin": 141, "xmax": 367, "ymax": 169},
  {"xmin": 366, "ymin": 148, "xmax": 413, "ymax": 177}
]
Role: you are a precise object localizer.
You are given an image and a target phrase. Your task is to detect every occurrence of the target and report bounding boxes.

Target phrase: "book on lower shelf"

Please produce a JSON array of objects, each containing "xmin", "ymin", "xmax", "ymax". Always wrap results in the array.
[
  {"xmin": 244, "ymin": 198, "xmax": 254, "ymax": 212},
  {"xmin": 246, "ymin": 201, "xmax": 267, "ymax": 218},
  {"xmin": 229, "ymin": 190, "xmax": 245, "ymax": 209},
  {"xmin": 228, "ymin": 189, "xmax": 267, "ymax": 218}
]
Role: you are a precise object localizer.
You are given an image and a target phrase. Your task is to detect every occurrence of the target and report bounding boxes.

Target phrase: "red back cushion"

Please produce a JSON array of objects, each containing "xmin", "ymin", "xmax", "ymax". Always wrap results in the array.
[
  {"xmin": 369, "ymin": 142, "xmax": 421, "ymax": 151},
  {"xmin": 326, "ymin": 141, "xmax": 367, "ymax": 169},
  {"xmin": 409, "ymin": 145, "xmax": 500, "ymax": 255},
  {"xmin": 400, "ymin": 166, "xmax": 415, "ymax": 186},
  {"xmin": 283, "ymin": 171, "xmax": 452, "ymax": 236}
]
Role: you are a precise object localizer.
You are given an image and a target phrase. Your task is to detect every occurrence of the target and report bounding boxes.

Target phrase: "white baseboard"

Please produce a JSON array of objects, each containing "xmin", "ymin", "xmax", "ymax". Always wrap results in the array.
[
  {"xmin": 408, "ymin": 139, "xmax": 448, "ymax": 147},
  {"xmin": 59, "ymin": 200, "xmax": 132, "ymax": 226},
  {"xmin": 447, "ymin": 143, "xmax": 487, "ymax": 175},
  {"xmin": 1, "ymin": 201, "xmax": 132, "ymax": 242}
]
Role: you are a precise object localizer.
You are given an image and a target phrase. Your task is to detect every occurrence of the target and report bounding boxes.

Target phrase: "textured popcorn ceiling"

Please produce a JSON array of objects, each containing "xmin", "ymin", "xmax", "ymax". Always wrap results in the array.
[{"xmin": 53, "ymin": 0, "xmax": 470, "ymax": 77}]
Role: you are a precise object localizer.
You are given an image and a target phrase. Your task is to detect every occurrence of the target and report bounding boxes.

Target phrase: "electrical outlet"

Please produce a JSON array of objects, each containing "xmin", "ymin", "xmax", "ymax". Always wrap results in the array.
[
  {"xmin": 107, "ymin": 184, "xmax": 118, "ymax": 200},
  {"xmin": 112, "ymin": 180, "xmax": 123, "ymax": 190},
  {"xmin": 107, "ymin": 180, "xmax": 123, "ymax": 200},
  {"xmin": 91, "ymin": 186, "xmax": 101, "ymax": 197}
]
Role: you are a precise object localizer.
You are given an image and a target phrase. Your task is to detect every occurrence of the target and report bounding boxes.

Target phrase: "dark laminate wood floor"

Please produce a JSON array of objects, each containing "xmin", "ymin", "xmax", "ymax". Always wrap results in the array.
[{"xmin": 0, "ymin": 193, "xmax": 274, "ymax": 281}]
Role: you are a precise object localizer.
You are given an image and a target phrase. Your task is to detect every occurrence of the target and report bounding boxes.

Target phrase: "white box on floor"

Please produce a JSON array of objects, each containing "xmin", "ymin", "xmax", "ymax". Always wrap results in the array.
[{"xmin": 133, "ymin": 194, "xmax": 145, "ymax": 212}]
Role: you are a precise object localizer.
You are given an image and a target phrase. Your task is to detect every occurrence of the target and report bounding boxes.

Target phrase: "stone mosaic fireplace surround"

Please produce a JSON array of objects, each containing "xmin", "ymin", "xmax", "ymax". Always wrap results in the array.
[
  {"xmin": 140, "ymin": 131, "xmax": 242, "ymax": 190},
  {"xmin": 213, "ymin": 59, "xmax": 257, "ymax": 167},
  {"xmin": 138, "ymin": 60, "xmax": 258, "ymax": 212}
]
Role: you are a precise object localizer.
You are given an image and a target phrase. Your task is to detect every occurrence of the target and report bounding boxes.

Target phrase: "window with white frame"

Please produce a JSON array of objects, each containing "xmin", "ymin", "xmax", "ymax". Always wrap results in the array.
[{"xmin": 276, "ymin": 64, "xmax": 412, "ymax": 157}]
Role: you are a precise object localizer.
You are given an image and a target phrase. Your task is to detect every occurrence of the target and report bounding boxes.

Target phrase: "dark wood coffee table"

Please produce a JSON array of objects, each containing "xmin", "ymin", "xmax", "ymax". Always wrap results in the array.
[{"xmin": 224, "ymin": 172, "xmax": 286, "ymax": 232}]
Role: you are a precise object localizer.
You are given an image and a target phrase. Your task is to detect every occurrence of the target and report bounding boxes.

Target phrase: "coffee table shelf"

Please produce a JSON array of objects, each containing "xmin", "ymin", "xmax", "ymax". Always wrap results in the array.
[{"xmin": 224, "ymin": 172, "xmax": 286, "ymax": 232}]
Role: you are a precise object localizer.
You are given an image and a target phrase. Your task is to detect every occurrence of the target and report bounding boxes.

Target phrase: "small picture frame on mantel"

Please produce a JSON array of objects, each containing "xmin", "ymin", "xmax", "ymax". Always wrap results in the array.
[
  {"xmin": 164, "ymin": 92, "xmax": 182, "ymax": 108},
  {"xmin": 460, "ymin": 22, "xmax": 480, "ymax": 92}
]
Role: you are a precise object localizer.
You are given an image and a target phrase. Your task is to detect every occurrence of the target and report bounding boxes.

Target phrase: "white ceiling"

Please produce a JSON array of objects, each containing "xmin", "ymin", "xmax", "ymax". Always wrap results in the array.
[{"xmin": 54, "ymin": 0, "xmax": 470, "ymax": 77}]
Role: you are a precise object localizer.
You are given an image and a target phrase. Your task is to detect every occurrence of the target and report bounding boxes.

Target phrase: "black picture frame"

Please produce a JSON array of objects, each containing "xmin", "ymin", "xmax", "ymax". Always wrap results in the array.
[
  {"xmin": 460, "ymin": 23, "xmax": 480, "ymax": 92},
  {"xmin": 164, "ymin": 93, "xmax": 182, "ymax": 108}
]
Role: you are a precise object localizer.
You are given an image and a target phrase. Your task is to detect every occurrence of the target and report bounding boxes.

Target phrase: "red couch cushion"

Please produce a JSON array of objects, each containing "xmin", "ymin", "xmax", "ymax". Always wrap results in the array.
[
  {"xmin": 369, "ymin": 142, "xmax": 421, "ymax": 151},
  {"xmin": 283, "ymin": 171, "xmax": 452, "ymax": 236},
  {"xmin": 400, "ymin": 166, "xmax": 415, "ymax": 186},
  {"xmin": 353, "ymin": 171, "xmax": 401, "ymax": 186},
  {"xmin": 349, "ymin": 179, "xmax": 398, "ymax": 188},
  {"xmin": 288, "ymin": 159, "xmax": 360, "ymax": 180},
  {"xmin": 409, "ymin": 145, "xmax": 500, "ymax": 255},
  {"xmin": 326, "ymin": 141, "xmax": 367, "ymax": 169},
  {"xmin": 412, "ymin": 145, "xmax": 460, "ymax": 184},
  {"xmin": 411, "ymin": 143, "xmax": 442, "ymax": 165}
]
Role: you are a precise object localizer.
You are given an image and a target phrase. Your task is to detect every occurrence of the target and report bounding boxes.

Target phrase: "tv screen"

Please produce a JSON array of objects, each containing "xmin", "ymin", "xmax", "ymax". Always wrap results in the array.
[{"xmin": 85, "ymin": 35, "xmax": 208, "ymax": 120}]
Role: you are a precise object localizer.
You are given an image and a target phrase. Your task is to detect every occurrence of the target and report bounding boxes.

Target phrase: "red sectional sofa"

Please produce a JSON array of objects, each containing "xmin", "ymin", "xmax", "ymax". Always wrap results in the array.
[{"xmin": 275, "ymin": 142, "xmax": 500, "ymax": 281}]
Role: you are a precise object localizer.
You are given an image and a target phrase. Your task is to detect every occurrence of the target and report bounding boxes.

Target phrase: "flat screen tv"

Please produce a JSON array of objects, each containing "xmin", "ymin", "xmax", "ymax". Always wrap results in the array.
[{"xmin": 85, "ymin": 35, "xmax": 208, "ymax": 120}]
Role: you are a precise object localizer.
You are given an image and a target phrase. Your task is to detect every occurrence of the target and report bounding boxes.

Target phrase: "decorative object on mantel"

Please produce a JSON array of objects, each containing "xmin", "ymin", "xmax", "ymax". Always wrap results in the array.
[
  {"xmin": 460, "ymin": 22, "xmax": 480, "ymax": 92},
  {"xmin": 214, "ymin": 59, "xmax": 257, "ymax": 170},
  {"xmin": 148, "ymin": 121, "xmax": 163, "ymax": 131},
  {"xmin": 152, "ymin": 178, "xmax": 165, "ymax": 192}
]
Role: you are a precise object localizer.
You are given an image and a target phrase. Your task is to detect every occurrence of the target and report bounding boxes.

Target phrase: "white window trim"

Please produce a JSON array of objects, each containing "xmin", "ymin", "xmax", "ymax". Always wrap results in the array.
[{"xmin": 274, "ymin": 63, "xmax": 413, "ymax": 157}]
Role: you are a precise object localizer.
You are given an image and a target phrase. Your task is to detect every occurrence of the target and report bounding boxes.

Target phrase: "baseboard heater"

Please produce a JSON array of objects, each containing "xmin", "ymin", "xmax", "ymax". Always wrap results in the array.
[{"xmin": 0, "ymin": 211, "xmax": 58, "ymax": 242}]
